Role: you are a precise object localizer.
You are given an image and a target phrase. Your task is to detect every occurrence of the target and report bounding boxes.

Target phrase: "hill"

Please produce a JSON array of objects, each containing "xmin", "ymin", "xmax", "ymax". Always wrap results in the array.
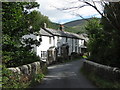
[
  {"xmin": 63, "ymin": 18, "xmax": 93, "ymax": 34},
  {"xmin": 64, "ymin": 19, "xmax": 87, "ymax": 27},
  {"xmin": 49, "ymin": 18, "xmax": 97, "ymax": 34}
]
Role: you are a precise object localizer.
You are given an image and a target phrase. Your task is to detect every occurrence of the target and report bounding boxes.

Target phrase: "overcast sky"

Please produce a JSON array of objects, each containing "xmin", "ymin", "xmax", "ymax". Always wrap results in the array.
[{"xmin": 35, "ymin": 0, "xmax": 102, "ymax": 24}]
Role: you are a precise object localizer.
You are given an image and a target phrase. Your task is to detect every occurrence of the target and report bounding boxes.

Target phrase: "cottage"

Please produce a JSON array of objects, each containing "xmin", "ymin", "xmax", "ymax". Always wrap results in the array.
[{"xmin": 23, "ymin": 24, "xmax": 87, "ymax": 64}]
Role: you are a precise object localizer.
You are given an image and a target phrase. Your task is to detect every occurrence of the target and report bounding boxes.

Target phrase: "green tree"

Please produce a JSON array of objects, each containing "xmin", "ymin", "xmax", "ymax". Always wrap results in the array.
[
  {"xmin": 101, "ymin": 2, "xmax": 120, "ymax": 67},
  {"xmin": 85, "ymin": 18, "xmax": 105, "ymax": 63},
  {"xmin": 28, "ymin": 10, "xmax": 50, "ymax": 30},
  {"xmin": 2, "ymin": 2, "xmax": 50, "ymax": 67},
  {"xmin": 86, "ymin": 2, "xmax": 120, "ymax": 68}
]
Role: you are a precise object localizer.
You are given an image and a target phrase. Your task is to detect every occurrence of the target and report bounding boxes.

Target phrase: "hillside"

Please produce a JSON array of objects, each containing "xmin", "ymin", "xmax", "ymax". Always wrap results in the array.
[
  {"xmin": 63, "ymin": 19, "xmax": 93, "ymax": 34},
  {"xmin": 48, "ymin": 22, "xmax": 79, "ymax": 33},
  {"xmin": 48, "ymin": 21, "xmax": 86, "ymax": 34},
  {"xmin": 48, "ymin": 22, "xmax": 60, "ymax": 30},
  {"xmin": 49, "ymin": 18, "xmax": 95, "ymax": 34},
  {"xmin": 64, "ymin": 19, "xmax": 87, "ymax": 27}
]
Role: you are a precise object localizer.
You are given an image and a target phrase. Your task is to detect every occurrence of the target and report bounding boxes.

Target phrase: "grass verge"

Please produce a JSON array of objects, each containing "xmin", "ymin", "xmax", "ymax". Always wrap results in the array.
[{"xmin": 80, "ymin": 67, "xmax": 120, "ymax": 88}]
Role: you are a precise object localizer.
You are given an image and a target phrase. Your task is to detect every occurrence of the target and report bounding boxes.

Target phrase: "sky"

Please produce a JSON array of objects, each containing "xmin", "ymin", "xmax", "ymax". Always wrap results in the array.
[{"xmin": 35, "ymin": 0, "xmax": 102, "ymax": 24}]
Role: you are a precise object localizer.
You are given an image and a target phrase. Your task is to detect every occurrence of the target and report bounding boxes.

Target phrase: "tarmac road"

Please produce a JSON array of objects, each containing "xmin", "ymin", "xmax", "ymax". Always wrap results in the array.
[{"xmin": 35, "ymin": 60, "xmax": 97, "ymax": 88}]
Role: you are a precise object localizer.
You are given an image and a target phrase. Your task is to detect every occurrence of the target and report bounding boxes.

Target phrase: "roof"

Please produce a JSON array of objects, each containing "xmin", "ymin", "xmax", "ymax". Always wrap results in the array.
[
  {"xmin": 78, "ymin": 34, "xmax": 89, "ymax": 42},
  {"xmin": 39, "ymin": 28, "xmax": 53, "ymax": 37},
  {"xmin": 42, "ymin": 28, "xmax": 83, "ymax": 39}
]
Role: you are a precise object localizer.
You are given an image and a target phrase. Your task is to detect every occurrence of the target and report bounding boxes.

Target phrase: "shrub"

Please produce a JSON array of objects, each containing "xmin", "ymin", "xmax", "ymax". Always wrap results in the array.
[
  {"xmin": 71, "ymin": 52, "xmax": 81, "ymax": 59},
  {"xmin": 2, "ymin": 65, "xmax": 46, "ymax": 88},
  {"xmin": 2, "ymin": 65, "xmax": 30, "ymax": 88},
  {"xmin": 3, "ymin": 51, "xmax": 40, "ymax": 68}
]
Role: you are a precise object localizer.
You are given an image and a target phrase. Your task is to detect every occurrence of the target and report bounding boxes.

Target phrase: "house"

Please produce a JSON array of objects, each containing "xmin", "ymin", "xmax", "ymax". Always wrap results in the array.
[{"xmin": 23, "ymin": 24, "xmax": 87, "ymax": 63}]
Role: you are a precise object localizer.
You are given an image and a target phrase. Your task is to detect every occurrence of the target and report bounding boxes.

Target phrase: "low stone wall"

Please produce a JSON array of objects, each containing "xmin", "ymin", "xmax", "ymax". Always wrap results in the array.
[
  {"xmin": 83, "ymin": 60, "xmax": 120, "ymax": 82},
  {"xmin": 8, "ymin": 61, "xmax": 47, "ymax": 82}
]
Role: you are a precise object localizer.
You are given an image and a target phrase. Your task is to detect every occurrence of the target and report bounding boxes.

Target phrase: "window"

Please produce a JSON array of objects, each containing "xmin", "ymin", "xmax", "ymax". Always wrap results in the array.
[
  {"xmin": 75, "ymin": 46, "xmax": 77, "ymax": 52},
  {"xmin": 66, "ymin": 37, "xmax": 67, "ymax": 42},
  {"xmin": 75, "ymin": 39, "xmax": 77, "ymax": 45},
  {"xmin": 41, "ymin": 51, "xmax": 47, "ymax": 58},
  {"xmin": 49, "ymin": 37, "xmax": 51, "ymax": 44},
  {"xmin": 75, "ymin": 39, "xmax": 78, "ymax": 52}
]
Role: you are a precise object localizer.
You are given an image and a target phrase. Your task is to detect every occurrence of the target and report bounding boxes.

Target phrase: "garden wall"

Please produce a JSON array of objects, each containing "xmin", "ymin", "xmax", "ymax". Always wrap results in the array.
[
  {"xmin": 7, "ymin": 61, "xmax": 47, "ymax": 83},
  {"xmin": 83, "ymin": 60, "xmax": 120, "ymax": 82}
]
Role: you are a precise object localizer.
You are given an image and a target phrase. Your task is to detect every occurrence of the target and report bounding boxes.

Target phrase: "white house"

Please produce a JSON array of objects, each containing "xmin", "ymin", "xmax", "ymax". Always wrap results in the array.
[{"xmin": 23, "ymin": 24, "xmax": 87, "ymax": 62}]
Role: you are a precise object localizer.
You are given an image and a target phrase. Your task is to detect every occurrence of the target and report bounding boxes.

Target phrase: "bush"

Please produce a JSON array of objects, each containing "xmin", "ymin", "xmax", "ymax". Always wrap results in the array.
[
  {"xmin": 2, "ymin": 65, "xmax": 30, "ymax": 88},
  {"xmin": 71, "ymin": 52, "xmax": 81, "ymax": 59},
  {"xmin": 3, "ymin": 51, "xmax": 40, "ymax": 68},
  {"xmin": 81, "ymin": 67, "xmax": 120, "ymax": 88},
  {"xmin": 2, "ymin": 65, "xmax": 46, "ymax": 89}
]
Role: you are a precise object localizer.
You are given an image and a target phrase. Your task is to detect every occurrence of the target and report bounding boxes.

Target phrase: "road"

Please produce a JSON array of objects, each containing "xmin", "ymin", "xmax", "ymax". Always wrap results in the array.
[{"xmin": 35, "ymin": 60, "xmax": 97, "ymax": 88}]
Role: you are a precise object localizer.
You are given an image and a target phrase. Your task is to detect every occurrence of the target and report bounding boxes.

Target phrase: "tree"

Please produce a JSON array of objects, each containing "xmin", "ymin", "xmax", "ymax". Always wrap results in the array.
[
  {"xmin": 101, "ymin": 2, "xmax": 120, "ymax": 67},
  {"xmin": 86, "ymin": 2, "xmax": 120, "ymax": 68},
  {"xmin": 2, "ymin": 2, "xmax": 50, "ymax": 67},
  {"xmin": 56, "ymin": 0, "xmax": 120, "ymax": 31},
  {"xmin": 57, "ymin": 1, "xmax": 120, "ymax": 67},
  {"xmin": 28, "ymin": 10, "xmax": 50, "ymax": 30},
  {"xmin": 85, "ymin": 18, "xmax": 105, "ymax": 62}
]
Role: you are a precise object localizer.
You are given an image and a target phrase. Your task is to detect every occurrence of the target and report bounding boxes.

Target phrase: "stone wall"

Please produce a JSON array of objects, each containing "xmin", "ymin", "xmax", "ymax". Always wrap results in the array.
[
  {"xmin": 8, "ymin": 61, "xmax": 47, "ymax": 82},
  {"xmin": 83, "ymin": 60, "xmax": 120, "ymax": 82}
]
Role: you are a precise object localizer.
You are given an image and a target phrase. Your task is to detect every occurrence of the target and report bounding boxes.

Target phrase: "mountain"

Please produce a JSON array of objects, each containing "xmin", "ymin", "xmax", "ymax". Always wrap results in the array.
[
  {"xmin": 64, "ymin": 19, "xmax": 87, "ymax": 27},
  {"xmin": 48, "ymin": 22, "xmax": 60, "ymax": 30},
  {"xmin": 49, "ymin": 18, "xmax": 99, "ymax": 34},
  {"xmin": 48, "ymin": 22, "xmax": 82, "ymax": 34},
  {"xmin": 63, "ymin": 19, "xmax": 89, "ymax": 34}
]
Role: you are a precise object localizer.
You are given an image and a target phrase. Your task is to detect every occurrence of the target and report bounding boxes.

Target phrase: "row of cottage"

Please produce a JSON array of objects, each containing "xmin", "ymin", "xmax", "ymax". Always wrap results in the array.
[{"xmin": 24, "ymin": 24, "xmax": 88, "ymax": 64}]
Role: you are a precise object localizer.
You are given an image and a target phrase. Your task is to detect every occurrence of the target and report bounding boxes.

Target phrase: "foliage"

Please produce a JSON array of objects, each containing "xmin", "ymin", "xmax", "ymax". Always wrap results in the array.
[
  {"xmin": 86, "ymin": 2, "xmax": 120, "ymax": 68},
  {"xmin": 100, "ymin": 2, "xmax": 120, "ymax": 67},
  {"xmin": 2, "ymin": 65, "xmax": 46, "ymax": 88},
  {"xmin": 82, "ymin": 55, "xmax": 87, "ymax": 59},
  {"xmin": 81, "ymin": 67, "xmax": 120, "ymax": 88},
  {"xmin": 85, "ymin": 18, "xmax": 104, "ymax": 62},
  {"xmin": 2, "ymin": 65, "xmax": 30, "ymax": 88},
  {"xmin": 3, "ymin": 51, "xmax": 40, "ymax": 67},
  {"xmin": 48, "ymin": 22, "xmax": 86, "ymax": 34},
  {"xmin": 2, "ymin": 2, "xmax": 50, "ymax": 67},
  {"xmin": 31, "ymin": 73, "xmax": 44, "ymax": 86},
  {"xmin": 28, "ymin": 10, "xmax": 50, "ymax": 30}
]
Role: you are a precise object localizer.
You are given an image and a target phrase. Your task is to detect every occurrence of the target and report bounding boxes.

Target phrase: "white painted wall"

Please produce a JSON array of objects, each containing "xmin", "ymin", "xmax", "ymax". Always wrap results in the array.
[
  {"xmin": 67, "ymin": 38, "xmax": 72, "ymax": 55},
  {"xmin": 23, "ymin": 32, "xmax": 86, "ymax": 61},
  {"xmin": 78, "ymin": 39, "xmax": 85, "ymax": 53},
  {"xmin": 36, "ymin": 36, "xmax": 54, "ymax": 58}
]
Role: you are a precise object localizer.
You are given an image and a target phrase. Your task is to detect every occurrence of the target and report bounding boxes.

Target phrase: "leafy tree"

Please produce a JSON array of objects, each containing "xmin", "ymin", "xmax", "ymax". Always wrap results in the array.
[
  {"xmin": 28, "ymin": 10, "xmax": 50, "ymax": 30},
  {"xmin": 101, "ymin": 2, "xmax": 120, "ymax": 67},
  {"xmin": 2, "ymin": 2, "xmax": 50, "ymax": 67},
  {"xmin": 85, "ymin": 18, "xmax": 105, "ymax": 63},
  {"xmin": 57, "ymin": 0, "xmax": 120, "ymax": 67},
  {"xmin": 86, "ymin": 2, "xmax": 120, "ymax": 68}
]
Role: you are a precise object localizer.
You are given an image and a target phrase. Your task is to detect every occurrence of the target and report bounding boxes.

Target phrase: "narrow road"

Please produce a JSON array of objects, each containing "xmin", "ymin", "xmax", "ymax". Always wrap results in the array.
[{"xmin": 35, "ymin": 60, "xmax": 96, "ymax": 88}]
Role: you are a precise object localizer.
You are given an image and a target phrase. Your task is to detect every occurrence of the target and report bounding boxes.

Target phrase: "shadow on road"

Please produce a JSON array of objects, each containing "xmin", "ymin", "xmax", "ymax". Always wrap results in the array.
[{"xmin": 35, "ymin": 60, "xmax": 97, "ymax": 88}]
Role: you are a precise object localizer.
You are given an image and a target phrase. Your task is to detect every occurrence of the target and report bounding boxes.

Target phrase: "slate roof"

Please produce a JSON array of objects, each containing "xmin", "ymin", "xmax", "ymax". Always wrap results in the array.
[
  {"xmin": 79, "ymin": 34, "xmax": 89, "ymax": 42},
  {"xmin": 39, "ymin": 28, "xmax": 53, "ymax": 37},
  {"xmin": 41, "ymin": 28, "xmax": 84, "ymax": 39}
]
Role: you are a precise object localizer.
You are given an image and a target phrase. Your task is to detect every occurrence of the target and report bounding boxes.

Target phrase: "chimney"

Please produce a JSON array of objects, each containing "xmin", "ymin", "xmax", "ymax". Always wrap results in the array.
[
  {"xmin": 60, "ymin": 24, "xmax": 64, "ymax": 31},
  {"xmin": 44, "ymin": 23, "xmax": 47, "ymax": 28}
]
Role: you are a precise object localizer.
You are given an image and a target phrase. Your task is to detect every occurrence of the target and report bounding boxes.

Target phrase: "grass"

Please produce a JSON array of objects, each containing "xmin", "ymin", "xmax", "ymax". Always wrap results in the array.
[{"xmin": 80, "ymin": 67, "xmax": 120, "ymax": 88}]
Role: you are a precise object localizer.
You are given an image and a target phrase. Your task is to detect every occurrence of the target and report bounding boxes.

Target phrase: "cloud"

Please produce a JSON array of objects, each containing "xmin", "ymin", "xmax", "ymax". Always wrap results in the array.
[{"xmin": 36, "ymin": 0, "xmax": 102, "ymax": 24}]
